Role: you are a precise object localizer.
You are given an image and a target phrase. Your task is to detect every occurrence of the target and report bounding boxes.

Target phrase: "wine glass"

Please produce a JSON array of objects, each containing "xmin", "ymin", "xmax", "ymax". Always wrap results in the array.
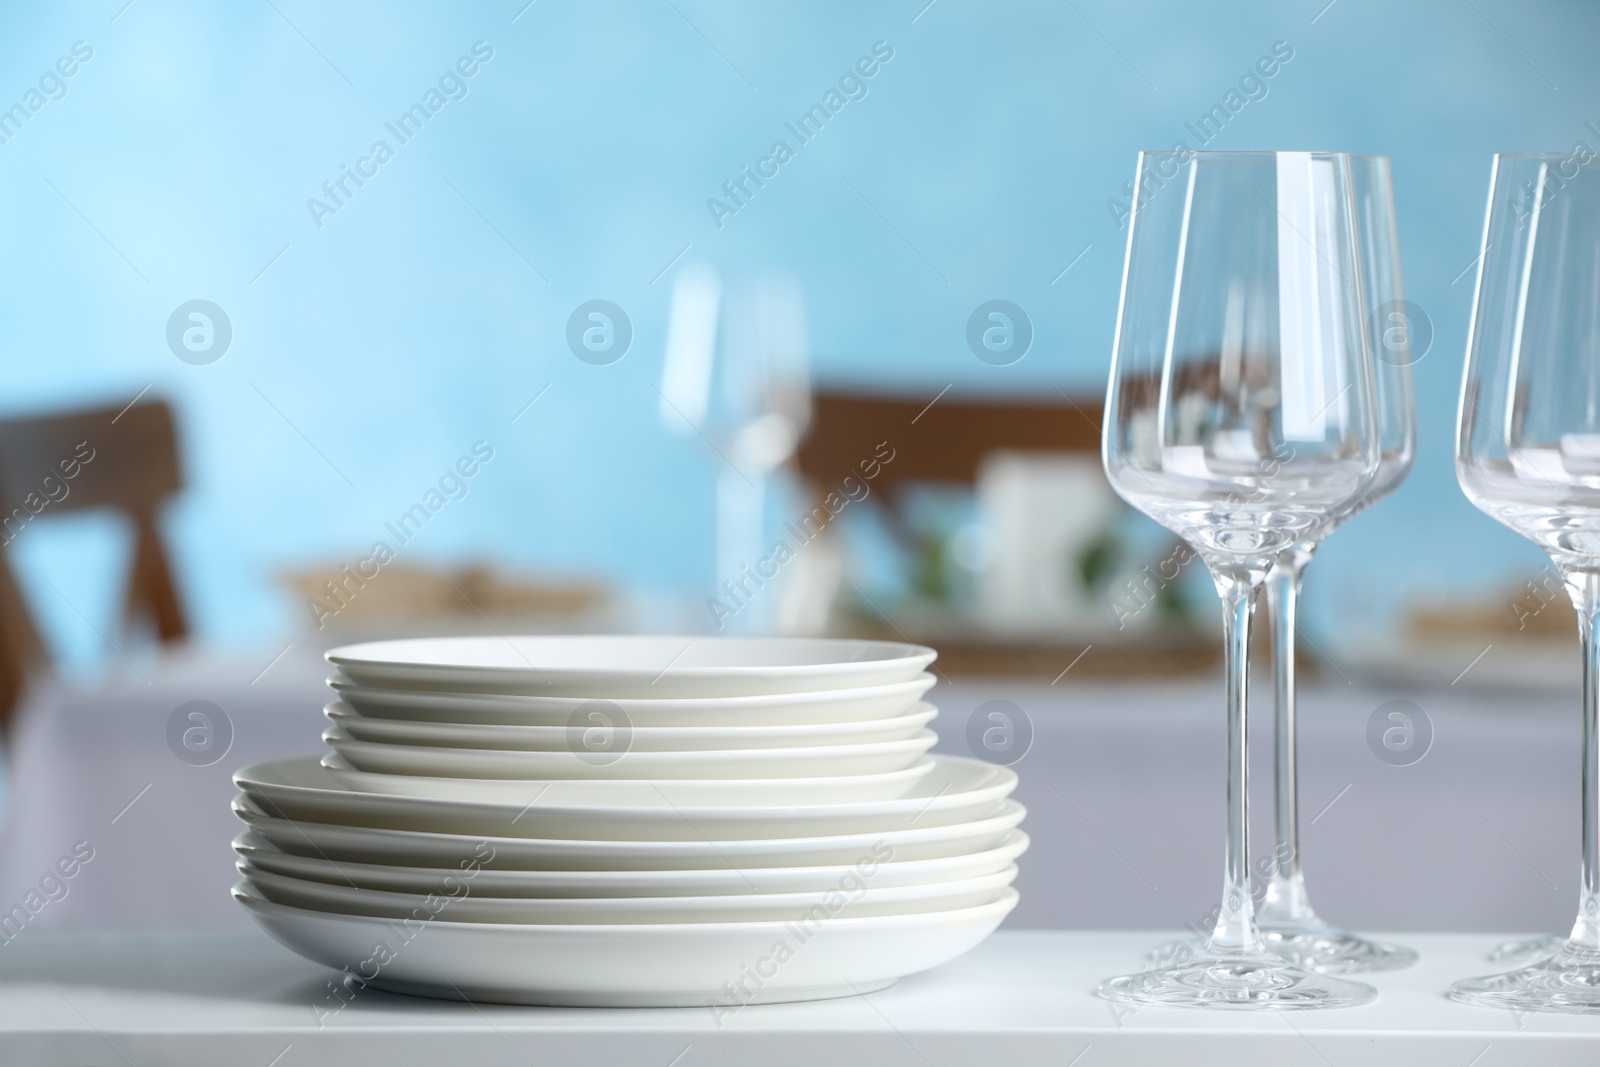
[
  {"xmin": 1254, "ymin": 156, "xmax": 1420, "ymax": 973},
  {"xmin": 659, "ymin": 264, "xmax": 811, "ymax": 634},
  {"xmin": 1452, "ymin": 152, "xmax": 1600, "ymax": 1014},
  {"xmin": 1098, "ymin": 150, "xmax": 1380, "ymax": 1009}
]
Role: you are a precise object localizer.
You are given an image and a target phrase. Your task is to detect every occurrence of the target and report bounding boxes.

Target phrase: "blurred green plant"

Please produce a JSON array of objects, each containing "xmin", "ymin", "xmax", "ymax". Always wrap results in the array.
[{"xmin": 1077, "ymin": 527, "xmax": 1192, "ymax": 626}]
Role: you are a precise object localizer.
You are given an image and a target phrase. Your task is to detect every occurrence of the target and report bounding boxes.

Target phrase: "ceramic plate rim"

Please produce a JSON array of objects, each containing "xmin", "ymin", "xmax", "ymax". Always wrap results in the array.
[
  {"xmin": 231, "ymin": 796, "xmax": 1026, "ymax": 852},
  {"xmin": 325, "ymin": 636, "xmax": 936, "ymax": 682},
  {"xmin": 321, "ymin": 724, "xmax": 941, "ymax": 762},
  {"xmin": 326, "ymin": 673, "xmax": 938, "ymax": 712},
  {"xmin": 232, "ymin": 828, "xmax": 1031, "ymax": 882},
  {"xmin": 235, "ymin": 753, "xmax": 1013, "ymax": 819},
  {"xmin": 238, "ymin": 862, "xmax": 1019, "ymax": 911},
  {"xmin": 233, "ymin": 880, "xmax": 1017, "ymax": 933},
  {"xmin": 323, "ymin": 701, "xmax": 940, "ymax": 740}
]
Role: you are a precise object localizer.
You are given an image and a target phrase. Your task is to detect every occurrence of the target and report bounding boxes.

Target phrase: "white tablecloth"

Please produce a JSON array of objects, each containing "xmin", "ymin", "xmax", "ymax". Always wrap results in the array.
[{"xmin": 0, "ymin": 644, "xmax": 1579, "ymax": 936}]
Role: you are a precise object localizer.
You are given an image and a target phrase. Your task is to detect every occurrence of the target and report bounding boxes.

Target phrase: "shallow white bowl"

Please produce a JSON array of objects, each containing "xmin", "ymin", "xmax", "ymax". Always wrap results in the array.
[
  {"xmin": 329, "ymin": 674, "xmax": 937, "ymax": 727},
  {"xmin": 322, "ymin": 725, "xmax": 939, "ymax": 780},
  {"xmin": 236, "ymin": 882, "xmax": 1017, "ymax": 1007},
  {"xmin": 326, "ymin": 636, "xmax": 936, "ymax": 697},
  {"xmin": 233, "ymin": 828, "xmax": 1030, "ymax": 896},
  {"xmin": 239, "ymin": 863, "xmax": 1018, "ymax": 923},
  {"xmin": 324, "ymin": 701, "xmax": 939, "ymax": 750},
  {"xmin": 234, "ymin": 754, "xmax": 1013, "ymax": 840},
  {"xmin": 232, "ymin": 797, "xmax": 1027, "ymax": 870}
]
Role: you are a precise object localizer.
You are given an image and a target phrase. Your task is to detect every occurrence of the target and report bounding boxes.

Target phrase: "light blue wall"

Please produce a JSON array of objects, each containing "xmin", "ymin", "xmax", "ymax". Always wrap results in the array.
[{"xmin": 0, "ymin": 0, "xmax": 1590, "ymax": 661}]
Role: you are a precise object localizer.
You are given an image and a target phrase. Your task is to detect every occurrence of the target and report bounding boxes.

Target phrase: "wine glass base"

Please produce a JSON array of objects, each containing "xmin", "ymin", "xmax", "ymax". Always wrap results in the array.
[
  {"xmin": 1450, "ymin": 945, "xmax": 1600, "ymax": 1014},
  {"xmin": 1098, "ymin": 952, "xmax": 1376, "ymax": 1010},
  {"xmin": 1145, "ymin": 935, "xmax": 1207, "ymax": 967},
  {"xmin": 1258, "ymin": 924, "xmax": 1418, "ymax": 974},
  {"xmin": 1145, "ymin": 925, "xmax": 1417, "ymax": 975},
  {"xmin": 1487, "ymin": 933, "xmax": 1563, "ymax": 965}
]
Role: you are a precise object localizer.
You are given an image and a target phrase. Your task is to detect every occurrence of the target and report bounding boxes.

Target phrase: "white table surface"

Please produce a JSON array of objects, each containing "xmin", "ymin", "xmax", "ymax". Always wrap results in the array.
[{"xmin": 0, "ymin": 929, "xmax": 1595, "ymax": 1065}]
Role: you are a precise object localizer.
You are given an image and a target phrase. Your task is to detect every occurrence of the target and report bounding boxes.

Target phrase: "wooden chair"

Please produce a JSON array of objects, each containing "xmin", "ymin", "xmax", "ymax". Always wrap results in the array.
[
  {"xmin": 0, "ymin": 400, "xmax": 188, "ymax": 738},
  {"xmin": 792, "ymin": 387, "xmax": 1215, "ymax": 676}
]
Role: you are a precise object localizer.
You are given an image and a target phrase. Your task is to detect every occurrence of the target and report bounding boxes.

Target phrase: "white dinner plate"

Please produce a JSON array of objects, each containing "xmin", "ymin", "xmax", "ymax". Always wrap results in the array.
[
  {"xmin": 324, "ymin": 701, "xmax": 940, "ymax": 750},
  {"xmin": 232, "ymin": 797, "xmax": 1026, "ymax": 870},
  {"xmin": 322, "ymin": 725, "xmax": 939, "ymax": 780},
  {"xmin": 239, "ymin": 863, "xmax": 1018, "ymax": 923},
  {"xmin": 326, "ymin": 636, "xmax": 936, "ymax": 697},
  {"xmin": 234, "ymin": 754, "xmax": 1014, "ymax": 839},
  {"xmin": 233, "ymin": 829, "xmax": 1030, "ymax": 896},
  {"xmin": 329, "ymin": 674, "xmax": 937, "ymax": 727},
  {"xmin": 236, "ymin": 882, "xmax": 1016, "ymax": 1007},
  {"xmin": 316, "ymin": 753, "xmax": 936, "ymax": 806}
]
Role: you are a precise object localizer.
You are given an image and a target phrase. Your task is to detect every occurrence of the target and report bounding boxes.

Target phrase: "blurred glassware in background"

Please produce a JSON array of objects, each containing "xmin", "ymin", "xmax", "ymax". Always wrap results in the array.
[
  {"xmin": 975, "ymin": 453, "xmax": 1128, "ymax": 634},
  {"xmin": 1453, "ymin": 151, "xmax": 1600, "ymax": 1014},
  {"xmin": 658, "ymin": 265, "xmax": 812, "ymax": 635},
  {"xmin": 973, "ymin": 452, "xmax": 1203, "ymax": 639},
  {"xmin": 1098, "ymin": 150, "xmax": 1381, "ymax": 1010}
]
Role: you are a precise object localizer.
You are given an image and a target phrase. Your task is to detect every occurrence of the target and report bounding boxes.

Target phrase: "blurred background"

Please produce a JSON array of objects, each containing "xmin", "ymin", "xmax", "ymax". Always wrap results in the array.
[{"xmin": 0, "ymin": 0, "xmax": 1594, "ymax": 936}]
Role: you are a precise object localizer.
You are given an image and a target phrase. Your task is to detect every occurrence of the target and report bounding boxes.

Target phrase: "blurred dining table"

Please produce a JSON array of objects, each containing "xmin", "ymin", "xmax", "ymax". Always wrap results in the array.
[{"xmin": 0, "ymin": 641, "xmax": 1579, "ymax": 938}]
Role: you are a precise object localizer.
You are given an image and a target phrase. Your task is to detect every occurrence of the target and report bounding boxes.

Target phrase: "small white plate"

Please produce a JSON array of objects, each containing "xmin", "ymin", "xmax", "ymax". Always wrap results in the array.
[
  {"xmin": 329, "ymin": 674, "xmax": 937, "ymax": 727},
  {"xmin": 233, "ymin": 828, "xmax": 1030, "ymax": 896},
  {"xmin": 238, "ymin": 863, "xmax": 1018, "ymax": 923},
  {"xmin": 236, "ymin": 882, "xmax": 1016, "ymax": 1007},
  {"xmin": 326, "ymin": 636, "xmax": 936, "ymax": 697},
  {"xmin": 234, "ymin": 754, "xmax": 1014, "ymax": 839},
  {"xmin": 321, "ymin": 725, "xmax": 939, "ymax": 780},
  {"xmin": 232, "ymin": 797, "xmax": 1026, "ymax": 870},
  {"xmin": 324, "ymin": 701, "xmax": 940, "ymax": 750}
]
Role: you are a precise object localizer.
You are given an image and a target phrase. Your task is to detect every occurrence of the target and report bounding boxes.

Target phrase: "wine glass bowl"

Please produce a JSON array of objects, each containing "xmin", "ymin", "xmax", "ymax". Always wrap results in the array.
[
  {"xmin": 660, "ymin": 264, "xmax": 812, "ymax": 477},
  {"xmin": 1103, "ymin": 153, "xmax": 1383, "ymax": 577}
]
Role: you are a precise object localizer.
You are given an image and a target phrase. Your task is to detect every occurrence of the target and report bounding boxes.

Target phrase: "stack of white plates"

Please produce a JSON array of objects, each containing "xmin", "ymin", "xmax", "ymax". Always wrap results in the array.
[{"xmin": 232, "ymin": 636, "xmax": 1024, "ymax": 1006}]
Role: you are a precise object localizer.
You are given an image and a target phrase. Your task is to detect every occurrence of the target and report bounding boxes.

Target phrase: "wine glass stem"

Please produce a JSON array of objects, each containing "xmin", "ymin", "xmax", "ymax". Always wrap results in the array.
[
  {"xmin": 1264, "ymin": 557, "xmax": 1314, "ymax": 924},
  {"xmin": 1211, "ymin": 574, "xmax": 1267, "ymax": 956},
  {"xmin": 1570, "ymin": 569, "xmax": 1600, "ymax": 950}
]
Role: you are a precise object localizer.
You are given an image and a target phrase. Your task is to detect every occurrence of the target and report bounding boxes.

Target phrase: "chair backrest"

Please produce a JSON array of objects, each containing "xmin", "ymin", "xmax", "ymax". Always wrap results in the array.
[
  {"xmin": 794, "ymin": 388, "xmax": 1102, "ymax": 493},
  {"xmin": 0, "ymin": 400, "xmax": 180, "ymax": 525},
  {"xmin": 0, "ymin": 399, "xmax": 187, "ymax": 740}
]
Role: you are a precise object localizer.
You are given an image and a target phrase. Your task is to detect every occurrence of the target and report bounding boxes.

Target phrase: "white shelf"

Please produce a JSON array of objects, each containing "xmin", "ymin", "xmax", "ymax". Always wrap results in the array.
[{"xmin": 1, "ymin": 930, "xmax": 1597, "ymax": 1064}]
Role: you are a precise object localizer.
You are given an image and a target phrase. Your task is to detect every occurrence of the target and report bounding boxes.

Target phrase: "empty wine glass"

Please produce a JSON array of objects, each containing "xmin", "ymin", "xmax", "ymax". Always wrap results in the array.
[
  {"xmin": 659, "ymin": 264, "xmax": 811, "ymax": 634},
  {"xmin": 1255, "ymin": 156, "xmax": 1419, "ymax": 974},
  {"xmin": 1099, "ymin": 150, "xmax": 1380, "ymax": 1010},
  {"xmin": 1147, "ymin": 156, "xmax": 1420, "ymax": 975},
  {"xmin": 1453, "ymin": 152, "xmax": 1600, "ymax": 1014}
]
